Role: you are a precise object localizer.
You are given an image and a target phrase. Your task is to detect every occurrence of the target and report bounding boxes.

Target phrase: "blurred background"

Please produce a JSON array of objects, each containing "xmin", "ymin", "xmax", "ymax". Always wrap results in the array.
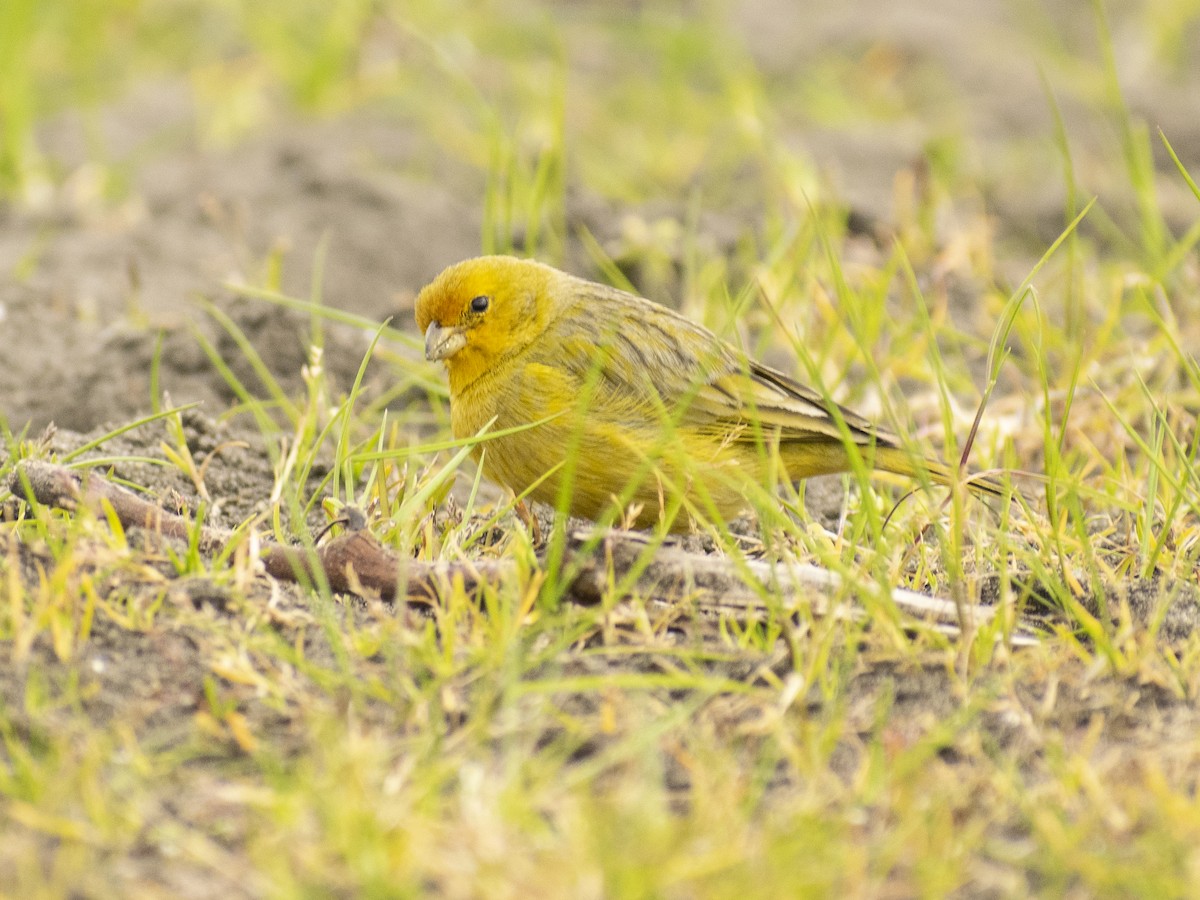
[{"xmin": 1, "ymin": 0, "xmax": 1198, "ymax": 432}]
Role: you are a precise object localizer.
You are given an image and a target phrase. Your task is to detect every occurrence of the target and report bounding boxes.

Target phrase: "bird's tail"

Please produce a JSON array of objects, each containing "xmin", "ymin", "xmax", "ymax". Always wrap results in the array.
[{"xmin": 874, "ymin": 447, "xmax": 1008, "ymax": 500}]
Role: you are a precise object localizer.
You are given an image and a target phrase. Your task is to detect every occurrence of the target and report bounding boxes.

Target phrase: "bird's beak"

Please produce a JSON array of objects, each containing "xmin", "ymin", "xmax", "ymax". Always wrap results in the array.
[{"xmin": 424, "ymin": 323, "xmax": 467, "ymax": 361}]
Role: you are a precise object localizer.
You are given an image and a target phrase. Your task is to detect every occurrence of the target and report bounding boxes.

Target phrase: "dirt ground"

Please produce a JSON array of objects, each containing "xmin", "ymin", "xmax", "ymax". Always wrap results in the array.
[{"xmin": 2, "ymin": 1, "xmax": 1200, "ymax": 894}]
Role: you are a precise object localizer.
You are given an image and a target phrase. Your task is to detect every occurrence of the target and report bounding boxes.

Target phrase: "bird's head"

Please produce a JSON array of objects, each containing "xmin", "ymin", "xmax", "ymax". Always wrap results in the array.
[{"xmin": 415, "ymin": 255, "xmax": 559, "ymax": 391}]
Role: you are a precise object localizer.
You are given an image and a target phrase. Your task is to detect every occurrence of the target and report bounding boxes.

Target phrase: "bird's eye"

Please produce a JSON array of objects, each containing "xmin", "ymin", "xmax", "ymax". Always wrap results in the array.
[{"xmin": 470, "ymin": 295, "xmax": 490, "ymax": 313}]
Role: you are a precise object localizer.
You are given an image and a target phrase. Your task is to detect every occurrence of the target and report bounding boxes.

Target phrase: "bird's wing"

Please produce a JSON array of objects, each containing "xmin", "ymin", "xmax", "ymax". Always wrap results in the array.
[
  {"xmin": 707, "ymin": 361, "xmax": 899, "ymax": 448},
  {"xmin": 540, "ymin": 278, "xmax": 898, "ymax": 448},
  {"xmin": 534, "ymin": 280, "xmax": 728, "ymax": 411}
]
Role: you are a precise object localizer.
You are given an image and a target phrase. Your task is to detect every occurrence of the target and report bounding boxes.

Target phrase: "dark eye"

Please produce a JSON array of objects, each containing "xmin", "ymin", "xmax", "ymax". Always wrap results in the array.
[{"xmin": 470, "ymin": 295, "xmax": 490, "ymax": 313}]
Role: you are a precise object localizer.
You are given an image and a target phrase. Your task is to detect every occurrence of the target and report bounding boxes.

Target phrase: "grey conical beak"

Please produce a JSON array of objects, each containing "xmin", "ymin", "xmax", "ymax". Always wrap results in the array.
[{"xmin": 424, "ymin": 323, "xmax": 467, "ymax": 361}]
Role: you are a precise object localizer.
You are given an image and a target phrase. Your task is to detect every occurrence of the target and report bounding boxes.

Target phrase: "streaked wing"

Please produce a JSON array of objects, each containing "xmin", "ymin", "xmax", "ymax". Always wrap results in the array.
[
  {"xmin": 540, "ymin": 277, "xmax": 898, "ymax": 449},
  {"xmin": 726, "ymin": 361, "xmax": 898, "ymax": 448},
  {"xmin": 535, "ymin": 279, "xmax": 730, "ymax": 407}
]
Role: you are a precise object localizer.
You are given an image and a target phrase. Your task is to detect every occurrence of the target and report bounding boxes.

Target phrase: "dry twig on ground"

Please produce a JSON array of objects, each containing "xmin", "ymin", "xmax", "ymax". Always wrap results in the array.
[{"xmin": 8, "ymin": 460, "xmax": 1039, "ymax": 644}]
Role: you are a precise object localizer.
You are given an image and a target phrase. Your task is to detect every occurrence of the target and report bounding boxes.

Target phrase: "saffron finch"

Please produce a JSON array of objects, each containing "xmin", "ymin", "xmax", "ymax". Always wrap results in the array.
[{"xmin": 416, "ymin": 255, "xmax": 1001, "ymax": 531}]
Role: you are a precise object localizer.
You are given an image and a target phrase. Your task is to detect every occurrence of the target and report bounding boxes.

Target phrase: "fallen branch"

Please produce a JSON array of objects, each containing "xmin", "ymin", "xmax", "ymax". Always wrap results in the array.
[
  {"xmin": 7, "ymin": 459, "xmax": 497, "ymax": 605},
  {"xmin": 8, "ymin": 460, "xmax": 1039, "ymax": 645},
  {"xmin": 567, "ymin": 530, "xmax": 1040, "ymax": 645}
]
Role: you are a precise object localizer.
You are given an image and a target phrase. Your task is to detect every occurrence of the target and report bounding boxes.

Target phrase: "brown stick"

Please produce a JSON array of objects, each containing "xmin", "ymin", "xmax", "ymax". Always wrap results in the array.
[
  {"xmin": 8, "ymin": 460, "xmax": 1038, "ymax": 643},
  {"xmin": 7, "ymin": 459, "xmax": 494, "ymax": 604}
]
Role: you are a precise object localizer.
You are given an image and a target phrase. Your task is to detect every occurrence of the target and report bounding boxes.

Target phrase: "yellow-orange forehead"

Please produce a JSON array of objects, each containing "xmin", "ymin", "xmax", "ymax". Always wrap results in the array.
[{"xmin": 414, "ymin": 255, "xmax": 544, "ymax": 331}]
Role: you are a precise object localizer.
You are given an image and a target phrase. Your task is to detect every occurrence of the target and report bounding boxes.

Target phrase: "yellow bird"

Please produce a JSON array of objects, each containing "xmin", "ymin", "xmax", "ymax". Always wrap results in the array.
[{"xmin": 416, "ymin": 255, "xmax": 1001, "ymax": 531}]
